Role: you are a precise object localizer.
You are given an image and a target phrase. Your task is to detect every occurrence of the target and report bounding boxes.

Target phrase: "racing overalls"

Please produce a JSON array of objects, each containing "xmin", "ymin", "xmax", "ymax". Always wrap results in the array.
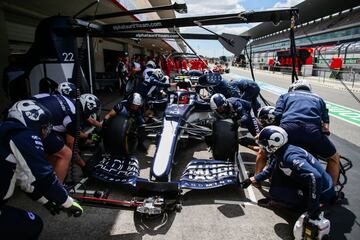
[
  {"xmin": 255, "ymin": 144, "xmax": 335, "ymax": 212},
  {"xmin": 217, "ymin": 97, "xmax": 260, "ymax": 136},
  {"xmin": 211, "ymin": 79, "xmax": 241, "ymax": 99},
  {"xmin": 0, "ymin": 120, "xmax": 73, "ymax": 239},
  {"xmin": 31, "ymin": 93, "xmax": 76, "ymax": 154},
  {"xmin": 112, "ymin": 100, "xmax": 146, "ymax": 146},
  {"xmin": 135, "ymin": 75, "xmax": 170, "ymax": 100},
  {"xmin": 274, "ymin": 90, "xmax": 336, "ymax": 158},
  {"xmin": 113, "ymin": 100, "xmax": 145, "ymax": 126},
  {"xmin": 230, "ymin": 79, "xmax": 261, "ymax": 116},
  {"xmin": 143, "ymin": 67, "xmax": 154, "ymax": 82}
]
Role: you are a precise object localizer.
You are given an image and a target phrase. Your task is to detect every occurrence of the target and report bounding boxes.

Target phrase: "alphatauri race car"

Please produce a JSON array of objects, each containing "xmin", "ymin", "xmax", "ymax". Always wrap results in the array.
[{"xmin": 70, "ymin": 73, "xmax": 243, "ymax": 215}]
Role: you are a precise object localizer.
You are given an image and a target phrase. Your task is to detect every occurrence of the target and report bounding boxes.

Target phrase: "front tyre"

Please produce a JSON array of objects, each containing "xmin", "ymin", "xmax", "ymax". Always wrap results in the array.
[{"xmin": 211, "ymin": 119, "xmax": 238, "ymax": 161}]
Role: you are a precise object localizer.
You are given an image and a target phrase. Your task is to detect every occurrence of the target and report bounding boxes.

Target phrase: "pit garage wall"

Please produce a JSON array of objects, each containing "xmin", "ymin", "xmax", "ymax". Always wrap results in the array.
[{"xmin": 0, "ymin": 6, "xmax": 9, "ymax": 111}]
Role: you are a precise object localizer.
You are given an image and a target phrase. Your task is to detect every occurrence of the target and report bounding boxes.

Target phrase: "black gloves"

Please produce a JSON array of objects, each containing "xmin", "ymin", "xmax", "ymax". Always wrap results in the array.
[
  {"xmin": 44, "ymin": 201, "xmax": 61, "ymax": 216},
  {"xmin": 44, "ymin": 200, "xmax": 83, "ymax": 217},
  {"xmin": 240, "ymin": 178, "xmax": 252, "ymax": 189}
]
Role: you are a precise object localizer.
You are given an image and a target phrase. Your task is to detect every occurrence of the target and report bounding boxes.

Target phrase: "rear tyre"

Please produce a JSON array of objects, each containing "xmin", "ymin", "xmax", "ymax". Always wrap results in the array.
[{"xmin": 211, "ymin": 119, "xmax": 238, "ymax": 161}]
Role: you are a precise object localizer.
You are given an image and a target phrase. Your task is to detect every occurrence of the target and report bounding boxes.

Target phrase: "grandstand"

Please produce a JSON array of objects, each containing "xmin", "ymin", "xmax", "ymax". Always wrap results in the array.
[{"xmin": 241, "ymin": 0, "xmax": 360, "ymax": 79}]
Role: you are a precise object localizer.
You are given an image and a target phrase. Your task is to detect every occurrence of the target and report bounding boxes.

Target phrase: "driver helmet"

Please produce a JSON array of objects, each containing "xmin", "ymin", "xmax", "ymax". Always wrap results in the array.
[
  {"xmin": 146, "ymin": 60, "xmax": 156, "ymax": 69},
  {"xmin": 152, "ymin": 68, "xmax": 164, "ymax": 80},
  {"xmin": 210, "ymin": 93, "xmax": 228, "ymax": 114},
  {"xmin": 178, "ymin": 89, "xmax": 189, "ymax": 104},
  {"xmin": 258, "ymin": 106, "xmax": 276, "ymax": 126},
  {"xmin": 8, "ymin": 100, "xmax": 53, "ymax": 138},
  {"xmin": 80, "ymin": 94, "xmax": 101, "ymax": 119},
  {"xmin": 256, "ymin": 126, "xmax": 288, "ymax": 153},
  {"xmin": 57, "ymin": 82, "xmax": 77, "ymax": 100},
  {"xmin": 288, "ymin": 79, "xmax": 312, "ymax": 92}
]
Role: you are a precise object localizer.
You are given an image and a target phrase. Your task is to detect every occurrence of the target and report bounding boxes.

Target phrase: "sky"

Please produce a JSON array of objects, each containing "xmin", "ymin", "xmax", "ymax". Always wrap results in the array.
[{"xmin": 173, "ymin": 0, "xmax": 305, "ymax": 57}]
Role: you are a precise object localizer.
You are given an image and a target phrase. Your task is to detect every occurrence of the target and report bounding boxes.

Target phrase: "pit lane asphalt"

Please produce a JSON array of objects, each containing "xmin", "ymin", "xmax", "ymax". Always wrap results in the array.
[{"xmin": 7, "ymin": 69, "xmax": 360, "ymax": 240}]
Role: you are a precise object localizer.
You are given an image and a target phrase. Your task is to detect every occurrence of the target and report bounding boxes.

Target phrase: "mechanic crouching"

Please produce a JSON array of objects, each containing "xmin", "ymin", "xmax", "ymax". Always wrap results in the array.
[
  {"xmin": 209, "ymin": 76, "xmax": 241, "ymax": 99},
  {"xmin": 242, "ymin": 126, "xmax": 335, "ymax": 219},
  {"xmin": 274, "ymin": 79, "xmax": 340, "ymax": 185},
  {"xmin": 210, "ymin": 93, "xmax": 260, "ymax": 136},
  {"xmin": 135, "ymin": 68, "xmax": 177, "ymax": 101},
  {"xmin": 0, "ymin": 100, "xmax": 83, "ymax": 239},
  {"xmin": 31, "ymin": 92, "xmax": 101, "ymax": 182},
  {"xmin": 104, "ymin": 93, "xmax": 147, "ymax": 152},
  {"xmin": 230, "ymin": 79, "xmax": 261, "ymax": 116}
]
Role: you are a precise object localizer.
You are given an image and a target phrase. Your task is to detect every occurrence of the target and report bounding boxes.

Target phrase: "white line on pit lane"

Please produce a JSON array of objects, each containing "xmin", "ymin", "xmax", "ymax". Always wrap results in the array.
[{"xmin": 237, "ymin": 152, "xmax": 257, "ymax": 203}]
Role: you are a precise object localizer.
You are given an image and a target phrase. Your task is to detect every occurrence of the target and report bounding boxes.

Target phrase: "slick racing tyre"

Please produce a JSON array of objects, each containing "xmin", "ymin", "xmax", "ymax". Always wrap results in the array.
[
  {"xmin": 103, "ymin": 114, "xmax": 138, "ymax": 156},
  {"xmin": 212, "ymin": 119, "xmax": 238, "ymax": 161}
]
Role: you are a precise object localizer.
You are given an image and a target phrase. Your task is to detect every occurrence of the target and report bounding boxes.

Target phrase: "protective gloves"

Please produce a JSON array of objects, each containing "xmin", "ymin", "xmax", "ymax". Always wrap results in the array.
[
  {"xmin": 44, "ymin": 201, "xmax": 61, "ymax": 216},
  {"xmin": 240, "ymin": 178, "xmax": 252, "ymax": 189},
  {"xmin": 88, "ymin": 133, "xmax": 101, "ymax": 142},
  {"xmin": 63, "ymin": 201, "xmax": 84, "ymax": 217}
]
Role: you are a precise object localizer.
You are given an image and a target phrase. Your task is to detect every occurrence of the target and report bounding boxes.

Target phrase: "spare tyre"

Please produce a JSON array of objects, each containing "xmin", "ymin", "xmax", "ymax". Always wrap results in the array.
[
  {"xmin": 103, "ymin": 114, "xmax": 138, "ymax": 156},
  {"xmin": 212, "ymin": 119, "xmax": 238, "ymax": 161}
]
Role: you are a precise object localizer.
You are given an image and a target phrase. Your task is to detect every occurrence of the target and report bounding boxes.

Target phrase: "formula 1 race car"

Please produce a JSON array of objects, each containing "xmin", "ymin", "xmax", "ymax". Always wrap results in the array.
[{"xmin": 70, "ymin": 73, "xmax": 242, "ymax": 215}]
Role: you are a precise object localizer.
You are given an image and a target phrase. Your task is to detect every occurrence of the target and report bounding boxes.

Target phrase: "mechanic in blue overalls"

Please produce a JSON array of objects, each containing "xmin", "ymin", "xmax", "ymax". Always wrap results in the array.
[
  {"xmin": 0, "ymin": 100, "xmax": 83, "ymax": 239},
  {"xmin": 209, "ymin": 76, "xmax": 241, "ymax": 99},
  {"xmin": 31, "ymin": 93, "xmax": 101, "ymax": 182},
  {"xmin": 142, "ymin": 60, "xmax": 156, "ymax": 82},
  {"xmin": 210, "ymin": 93, "xmax": 260, "ymax": 136},
  {"xmin": 230, "ymin": 78, "xmax": 261, "ymax": 116},
  {"xmin": 135, "ymin": 68, "xmax": 177, "ymax": 101},
  {"xmin": 57, "ymin": 82, "xmax": 103, "ymax": 129},
  {"xmin": 241, "ymin": 126, "xmax": 335, "ymax": 218},
  {"xmin": 104, "ymin": 93, "xmax": 147, "ymax": 152},
  {"xmin": 274, "ymin": 79, "xmax": 340, "ymax": 185}
]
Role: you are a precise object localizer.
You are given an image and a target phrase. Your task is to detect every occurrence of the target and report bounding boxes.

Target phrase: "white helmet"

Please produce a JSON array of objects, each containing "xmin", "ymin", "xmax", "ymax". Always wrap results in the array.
[
  {"xmin": 152, "ymin": 68, "xmax": 164, "ymax": 80},
  {"xmin": 288, "ymin": 79, "xmax": 311, "ymax": 92},
  {"xmin": 57, "ymin": 82, "xmax": 76, "ymax": 99},
  {"xmin": 80, "ymin": 94, "xmax": 101, "ymax": 118},
  {"xmin": 257, "ymin": 126, "xmax": 288, "ymax": 153},
  {"xmin": 8, "ymin": 100, "xmax": 52, "ymax": 135},
  {"xmin": 146, "ymin": 60, "xmax": 156, "ymax": 69},
  {"xmin": 129, "ymin": 93, "xmax": 143, "ymax": 107},
  {"xmin": 210, "ymin": 93, "xmax": 228, "ymax": 112}
]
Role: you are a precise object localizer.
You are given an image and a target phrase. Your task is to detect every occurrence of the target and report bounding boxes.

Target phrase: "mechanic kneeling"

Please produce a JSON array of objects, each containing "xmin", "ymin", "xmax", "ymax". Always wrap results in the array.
[
  {"xmin": 242, "ymin": 126, "xmax": 335, "ymax": 218},
  {"xmin": 210, "ymin": 93, "xmax": 260, "ymax": 136},
  {"xmin": 0, "ymin": 100, "xmax": 83, "ymax": 239},
  {"xmin": 104, "ymin": 93, "xmax": 147, "ymax": 152}
]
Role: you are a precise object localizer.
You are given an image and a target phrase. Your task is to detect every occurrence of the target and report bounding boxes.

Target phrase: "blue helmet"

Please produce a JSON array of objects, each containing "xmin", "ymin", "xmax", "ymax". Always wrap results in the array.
[
  {"xmin": 8, "ymin": 100, "xmax": 52, "ymax": 135},
  {"xmin": 57, "ymin": 82, "xmax": 77, "ymax": 99},
  {"xmin": 258, "ymin": 106, "xmax": 276, "ymax": 126},
  {"xmin": 257, "ymin": 126, "xmax": 288, "ymax": 153}
]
